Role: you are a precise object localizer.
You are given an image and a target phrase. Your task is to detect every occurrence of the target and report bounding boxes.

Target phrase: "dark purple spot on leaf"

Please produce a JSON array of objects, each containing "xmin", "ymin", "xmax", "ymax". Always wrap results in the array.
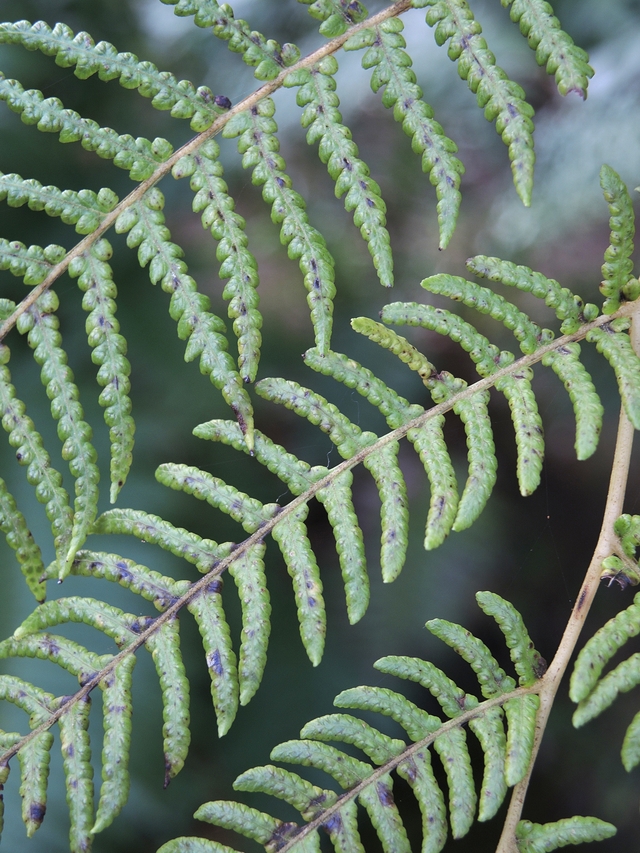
[
  {"xmin": 29, "ymin": 802, "xmax": 46, "ymax": 824},
  {"xmin": 207, "ymin": 649, "xmax": 224, "ymax": 676},
  {"xmin": 214, "ymin": 94, "xmax": 232, "ymax": 110},
  {"xmin": 376, "ymin": 781, "xmax": 394, "ymax": 806},
  {"xmin": 207, "ymin": 579, "xmax": 223, "ymax": 595}
]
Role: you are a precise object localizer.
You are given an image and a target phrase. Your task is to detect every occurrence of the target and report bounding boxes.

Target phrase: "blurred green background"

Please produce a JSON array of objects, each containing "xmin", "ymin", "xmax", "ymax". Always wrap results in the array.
[{"xmin": 1, "ymin": 0, "xmax": 640, "ymax": 850}]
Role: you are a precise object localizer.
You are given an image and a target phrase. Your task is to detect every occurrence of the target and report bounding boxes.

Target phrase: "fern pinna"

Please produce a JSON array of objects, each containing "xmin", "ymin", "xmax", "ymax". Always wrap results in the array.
[{"xmin": 0, "ymin": 1, "xmax": 637, "ymax": 852}]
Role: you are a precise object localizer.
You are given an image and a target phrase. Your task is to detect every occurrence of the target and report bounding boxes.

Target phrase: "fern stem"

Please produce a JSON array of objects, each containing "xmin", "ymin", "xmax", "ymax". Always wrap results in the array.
[
  {"xmin": 0, "ymin": 0, "xmax": 412, "ymax": 345},
  {"xmin": 495, "ymin": 298, "xmax": 640, "ymax": 852}
]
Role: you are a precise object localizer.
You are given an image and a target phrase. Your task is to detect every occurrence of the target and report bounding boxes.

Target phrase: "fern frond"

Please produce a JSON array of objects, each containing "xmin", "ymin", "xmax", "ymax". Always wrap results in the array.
[
  {"xmin": 93, "ymin": 509, "xmax": 232, "ymax": 572},
  {"xmin": 476, "ymin": 591, "xmax": 547, "ymax": 685},
  {"xmin": 0, "ymin": 20, "xmax": 230, "ymax": 132},
  {"xmin": 299, "ymin": 0, "xmax": 369, "ymax": 38},
  {"xmin": 16, "ymin": 289, "xmax": 100, "ymax": 577},
  {"xmin": 115, "ymin": 188, "xmax": 255, "ymax": 449},
  {"xmin": 0, "ymin": 345, "xmax": 74, "ymax": 566},
  {"xmin": 224, "ymin": 100, "xmax": 336, "ymax": 354},
  {"xmin": 55, "ymin": 694, "xmax": 94, "ymax": 851},
  {"xmin": 18, "ymin": 732, "xmax": 53, "ymax": 836},
  {"xmin": 187, "ymin": 582, "xmax": 239, "ymax": 737},
  {"xmin": 172, "ymin": 141, "xmax": 262, "ymax": 382},
  {"xmin": 0, "ymin": 76, "xmax": 173, "ymax": 181},
  {"xmin": 501, "ymin": 0, "xmax": 594, "ymax": 98},
  {"xmin": 414, "ymin": 0, "xmax": 535, "ymax": 206},
  {"xmin": 286, "ymin": 56, "xmax": 393, "ymax": 286},
  {"xmin": 0, "ymin": 475, "xmax": 45, "ymax": 602},
  {"xmin": 0, "ymin": 172, "xmax": 118, "ymax": 234},
  {"xmin": 69, "ymin": 240, "xmax": 135, "ymax": 502},
  {"xmin": 515, "ymin": 816, "xmax": 616, "ymax": 852},
  {"xmin": 600, "ymin": 164, "xmax": 636, "ymax": 314},
  {"xmin": 345, "ymin": 17, "xmax": 464, "ymax": 249},
  {"xmin": 177, "ymin": 593, "xmax": 552, "ymax": 852},
  {"xmin": 160, "ymin": 0, "xmax": 301, "ymax": 79}
]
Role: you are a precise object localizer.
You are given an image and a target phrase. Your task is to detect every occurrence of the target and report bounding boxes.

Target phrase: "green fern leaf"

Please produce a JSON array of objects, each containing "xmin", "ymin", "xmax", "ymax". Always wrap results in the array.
[
  {"xmin": 299, "ymin": 0, "xmax": 368, "ymax": 37},
  {"xmin": 0, "ymin": 172, "xmax": 118, "ymax": 234},
  {"xmin": 468, "ymin": 707, "xmax": 508, "ymax": 821},
  {"xmin": 599, "ymin": 164, "xmax": 635, "ymax": 314},
  {"xmin": 54, "ymin": 694, "xmax": 94, "ymax": 852},
  {"xmin": 587, "ymin": 321, "xmax": 640, "ymax": 430},
  {"xmin": 515, "ymin": 815, "xmax": 616, "ymax": 851},
  {"xmin": 504, "ymin": 694, "xmax": 539, "ymax": 786},
  {"xmin": 172, "ymin": 141, "xmax": 262, "ymax": 382},
  {"xmin": 157, "ymin": 838, "xmax": 238, "ymax": 852},
  {"xmin": 160, "ymin": 0, "xmax": 300, "ymax": 79},
  {"xmin": 0, "ymin": 734, "xmax": 19, "ymax": 841},
  {"xmin": 432, "ymin": 728, "xmax": 477, "ymax": 838},
  {"xmin": 542, "ymin": 345, "xmax": 603, "ymax": 461},
  {"xmin": 451, "ymin": 392, "xmax": 497, "ymax": 531},
  {"xmin": 345, "ymin": 17, "xmax": 463, "ymax": 249},
  {"xmin": 0, "ymin": 345, "xmax": 74, "ymax": 565},
  {"xmin": 145, "ymin": 618, "xmax": 191, "ymax": 786},
  {"xmin": 621, "ymin": 709, "xmax": 640, "ymax": 772},
  {"xmin": 14, "ymin": 596, "xmax": 147, "ymax": 648},
  {"xmin": 396, "ymin": 748, "xmax": 448, "ymax": 852},
  {"xmin": 0, "ymin": 475, "xmax": 46, "ymax": 602},
  {"xmin": 0, "ymin": 20, "xmax": 230, "ymax": 132},
  {"xmin": 116, "ymin": 189, "xmax": 254, "ymax": 448},
  {"xmin": 335, "ymin": 685, "xmax": 441, "ymax": 741},
  {"xmin": 573, "ymin": 653, "xmax": 640, "ymax": 728},
  {"xmin": 156, "ymin": 463, "xmax": 276, "ymax": 533},
  {"xmin": 93, "ymin": 509, "xmax": 232, "ymax": 572},
  {"xmin": 287, "ymin": 56, "xmax": 393, "ymax": 286},
  {"xmin": 414, "ymin": 0, "xmax": 535, "ymax": 205},
  {"xmin": 234, "ymin": 764, "xmax": 337, "ymax": 819},
  {"xmin": 476, "ymin": 591, "xmax": 546, "ymax": 685},
  {"xmin": 272, "ymin": 506, "xmax": 326, "ymax": 666},
  {"xmin": 318, "ymin": 472, "xmax": 369, "ymax": 622},
  {"xmin": 223, "ymin": 99, "xmax": 336, "ymax": 354},
  {"xmin": 0, "ymin": 298, "xmax": 15, "ymax": 320},
  {"xmin": 68, "ymin": 240, "xmax": 135, "ymax": 502},
  {"xmin": 195, "ymin": 799, "xmax": 310, "ymax": 848},
  {"xmin": 501, "ymin": 0, "xmax": 593, "ymax": 98},
  {"xmin": 0, "ymin": 76, "xmax": 172, "ymax": 181},
  {"xmin": 0, "ymin": 238, "xmax": 65, "ymax": 284},
  {"xmin": 357, "ymin": 774, "xmax": 412, "ymax": 853},
  {"xmin": 228, "ymin": 544, "xmax": 271, "ymax": 706},
  {"xmin": 0, "ymin": 632, "xmax": 102, "ymax": 685},
  {"xmin": 187, "ymin": 581, "xmax": 239, "ymax": 737},
  {"xmin": 42, "ymin": 550, "xmax": 183, "ymax": 611},
  {"xmin": 465, "ymin": 254, "xmax": 592, "ymax": 334},
  {"xmin": 17, "ymin": 289, "xmax": 100, "ymax": 576},
  {"xmin": 17, "ymin": 731, "xmax": 54, "ymax": 837},
  {"xmin": 300, "ymin": 713, "xmax": 406, "ymax": 764}
]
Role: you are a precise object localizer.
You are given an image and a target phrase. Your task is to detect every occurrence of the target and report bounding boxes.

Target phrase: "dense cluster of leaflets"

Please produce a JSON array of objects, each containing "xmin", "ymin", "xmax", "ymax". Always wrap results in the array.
[{"xmin": 0, "ymin": 1, "xmax": 637, "ymax": 852}]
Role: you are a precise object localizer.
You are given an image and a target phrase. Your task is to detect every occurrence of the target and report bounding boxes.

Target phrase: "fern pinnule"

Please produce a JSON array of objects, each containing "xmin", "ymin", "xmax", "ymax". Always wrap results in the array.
[
  {"xmin": 0, "ymin": 475, "xmax": 46, "ymax": 602},
  {"xmin": 160, "ymin": 0, "xmax": 300, "ymax": 80},
  {"xmin": 335, "ymin": 684, "xmax": 441, "ymax": 740},
  {"xmin": 287, "ymin": 56, "xmax": 393, "ymax": 287},
  {"xmin": 465, "ymin": 254, "xmax": 593, "ymax": 333},
  {"xmin": 600, "ymin": 164, "xmax": 635, "ymax": 314},
  {"xmin": 0, "ymin": 20, "xmax": 231, "ymax": 132},
  {"xmin": 69, "ymin": 240, "xmax": 135, "ymax": 503},
  {"xmin": 300, "ymin": 0, "xmax": 369, "ymax": 38},
  {"xmin": 195, "ymin": 799, "xmax": 309, "ymax": 849},
  {"xmin": 345, "ymin": 17, "xmax": 464, "ymax": 249},
  {"xmin": 224, "ymin": 99, "xmax": 336, "ymax": 355},
  {"xmin": 300, "ymin": 713, "xmax": 405, "ymax": 764},
  {"xmin": 116, "ymin": 189, "xmax": 255, "ymax": 449},
  {"xmin": 18, "ymin": 731, "xmax": 54, "ymax": 837},
  {"xmin": 502, "ymin": 0, "xmax": 594, "ymax": 98},
  {"xmin": 227, "ymin": 544, "xmax": 271, "ymax": 706},
  {"xmin": 0, "ymin": 346, "xmax": 74, "ymax": 566},
  {"xmin": 0, "ymin": 76, "xmax": 173, "ymax": 181},
  {"xmin": 93, "ymin": 509, "xmax": 232, "ymax": 573},
  {"xmin": 0, "ymin": 239, "xmax": 65, "ymax": 284},
  {"xmin": 502, "ymin": 694, "xmax": 539, "ymax": 786},
  {"xmin": 515, "ymin": 816, "xmax": 616, "ymax": 851},
  {"xmin": 615, "ymin": 513, "xmax": 640, "ymax": 560},
  {"xmin": 187, "ymin": 582, "xmax": 239, "ymax": 737},
  {"xmin": 233, "ymin": 763, "xmax": 338, "ymax": 821},
  {"xmin": 172, "ymin": 142, "xmax": 262, "ymax": 383},
  {"xmin": 17, "ymin": 289, "xmax": 100, "ymax": 577},
  {"xmin": 586, "ymin": 321, "xmax": 640, "ymax": 430},
  {"xmin": 145, "ymin": 618, "xmax": 191, "ymax": 786},
  {"xmin": 0, "ymin": 173, "xmax": 118, "ymax": 234},
  {"xmin": 272, "ymin": 506, "xmax": 327, "ymax": 666},
  {"xmin": 53, "ymin": 693, "xmax": 94, "ymax": 850},
  {"xmin": 414, "ymin": 0, "xmax": 535, "ymax": 206},
  {"xmin": 476, "ymin": 591, "xmax": 546, "ymax": 685}
]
